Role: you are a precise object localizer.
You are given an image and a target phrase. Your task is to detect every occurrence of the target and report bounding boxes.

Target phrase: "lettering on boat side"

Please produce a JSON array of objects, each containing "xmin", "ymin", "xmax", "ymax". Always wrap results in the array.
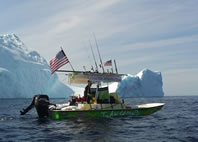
[
  {"xmin": 89, "ymin": 74, "xmax": 121, "ymax": 82},
  {"xmin": 101, "ymin": 110, "xmax": 139, "ymax": 117}
]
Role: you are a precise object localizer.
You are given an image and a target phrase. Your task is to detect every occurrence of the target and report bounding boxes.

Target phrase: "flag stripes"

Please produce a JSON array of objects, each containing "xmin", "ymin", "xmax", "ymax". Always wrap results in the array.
[
  {"xmin": 104, "ymin": 60, "xmax": 112, "ymax": 66},
  {"xmin": 49, "ymin": 50, "xmax": 69, "ymax": 74},
  {"xmin": 50, "ymin": 57, "xmax": 68, "ymax": 67}
]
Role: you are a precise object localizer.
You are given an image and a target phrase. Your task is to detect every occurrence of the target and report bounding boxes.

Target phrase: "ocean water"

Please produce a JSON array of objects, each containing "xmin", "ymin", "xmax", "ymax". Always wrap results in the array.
[{"xmin": 0, "ymin": 96, "xmax": 198, "ymax": 142}]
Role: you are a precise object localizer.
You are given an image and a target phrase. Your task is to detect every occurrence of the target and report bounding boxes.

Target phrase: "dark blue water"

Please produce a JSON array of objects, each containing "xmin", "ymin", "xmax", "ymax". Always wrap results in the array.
[{"xmin": 0, "ymin": 96, "xmax": 198, "ymax": 142}]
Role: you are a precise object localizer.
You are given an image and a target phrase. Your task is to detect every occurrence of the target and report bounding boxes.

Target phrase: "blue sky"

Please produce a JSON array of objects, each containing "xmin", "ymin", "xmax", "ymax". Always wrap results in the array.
[{"xmin": 0, "ymin": 0, "xmax": 198, "ymax": 96}]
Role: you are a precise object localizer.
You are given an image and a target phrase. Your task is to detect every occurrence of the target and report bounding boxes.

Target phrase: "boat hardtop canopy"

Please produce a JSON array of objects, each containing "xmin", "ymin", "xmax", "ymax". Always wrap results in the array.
[{"xmin": 67, "ymin": 71, "xmax": 124, "ymax": 84}]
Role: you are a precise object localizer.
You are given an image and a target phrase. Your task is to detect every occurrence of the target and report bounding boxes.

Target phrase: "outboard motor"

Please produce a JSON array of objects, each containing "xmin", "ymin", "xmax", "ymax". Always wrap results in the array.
[
  {"xmin": 20, "ymin": 94, "xmax": 50, "ymax": 118},
  {"xmin": 34, "ymin": 95, "xmax": 50, "ymax": 118}
]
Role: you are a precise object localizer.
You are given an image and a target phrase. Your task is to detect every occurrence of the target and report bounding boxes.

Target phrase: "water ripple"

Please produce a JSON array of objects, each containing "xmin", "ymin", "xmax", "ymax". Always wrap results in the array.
[{"xmin": 0, "ymin": 96, "xmax": 198, "ymax": 141}]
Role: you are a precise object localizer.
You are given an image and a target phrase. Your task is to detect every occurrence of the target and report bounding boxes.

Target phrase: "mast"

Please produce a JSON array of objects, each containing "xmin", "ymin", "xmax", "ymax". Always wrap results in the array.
[
  {"xmin": 89, "ymin": 40, "xmax": 98, "ymax": 72},
  {"xmin": 93, "ymin": 33, "xmax": 105, "ymax": 73}
]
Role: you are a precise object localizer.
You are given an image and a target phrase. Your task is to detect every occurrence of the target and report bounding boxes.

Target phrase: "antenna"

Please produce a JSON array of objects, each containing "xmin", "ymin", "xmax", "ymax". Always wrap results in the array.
[
  {"xmin": 93, "ymin": 33, "xmax": 105, "ymax": 73},
  {"xmin": 114, "ymin": 59, "xmax": 118, "ymax": 74},
  {"xmin": 89, "ymin": 40, "xmax": 98, "ymax": 72},
  {"xmin": 83, "ymin": 44, "xmax": 94, "ymax": 72}
]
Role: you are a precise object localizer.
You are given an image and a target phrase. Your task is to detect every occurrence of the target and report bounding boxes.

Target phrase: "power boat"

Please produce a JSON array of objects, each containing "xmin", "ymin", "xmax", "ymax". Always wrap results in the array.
[{"xmin": 20, "ymin": 49, "xmax": 165, "ymax": 119}]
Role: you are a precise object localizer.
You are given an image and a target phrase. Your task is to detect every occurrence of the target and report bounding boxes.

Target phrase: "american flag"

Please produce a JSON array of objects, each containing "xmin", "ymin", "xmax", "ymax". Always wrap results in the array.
[
  {"xmin": 49, "ymin": 50, "xmax": 69, "ymax": 74},
  {"xmin": 104, "ymin": 60, "xmax": 112, "ymax": 66}
]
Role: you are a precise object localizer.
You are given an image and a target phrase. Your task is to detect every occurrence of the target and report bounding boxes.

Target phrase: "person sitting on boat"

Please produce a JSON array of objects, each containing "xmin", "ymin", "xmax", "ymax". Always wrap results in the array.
[{"xmin": 84, "ymin": 80, "xmax": 92, "ymax": 104}]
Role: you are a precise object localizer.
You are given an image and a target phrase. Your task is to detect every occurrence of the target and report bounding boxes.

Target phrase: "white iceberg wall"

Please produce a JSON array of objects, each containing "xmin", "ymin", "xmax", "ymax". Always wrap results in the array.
[
  {"xmin": 0, "ymin": 34, "xmax": 73, "ymax": 98},
  {"xmin": 137, "ymin": 69, "xmax": 164, "ymax": 97},
  {"xmin": 109, "ymin": 69, "xmax": 164, "ymax": 98},
  {"xmin": 0, "ymin": 68, "xmax": 19, "ymax": 98}
]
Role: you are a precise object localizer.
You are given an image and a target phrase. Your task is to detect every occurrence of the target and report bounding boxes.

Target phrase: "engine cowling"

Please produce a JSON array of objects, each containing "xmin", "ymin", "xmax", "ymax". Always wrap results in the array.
[{"xmin": 34, "ymin": 95, "xmax": 49, "ymax": 118}]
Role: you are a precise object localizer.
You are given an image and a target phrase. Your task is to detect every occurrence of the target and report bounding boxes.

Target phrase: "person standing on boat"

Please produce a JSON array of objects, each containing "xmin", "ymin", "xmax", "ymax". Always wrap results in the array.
[{"xmin": 84, "ymin": 80, "xmax": 92, "ymax": 104}]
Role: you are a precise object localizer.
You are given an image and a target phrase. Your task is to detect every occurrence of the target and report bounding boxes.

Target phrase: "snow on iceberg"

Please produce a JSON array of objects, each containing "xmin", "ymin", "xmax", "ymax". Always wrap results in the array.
[
  {"xmin": 109, "ymin": 69, "xmax": 164, "ymax": 98},
  {"xmin": 0, "ymin": 34, "xmax": 73, "ymax": 98}
]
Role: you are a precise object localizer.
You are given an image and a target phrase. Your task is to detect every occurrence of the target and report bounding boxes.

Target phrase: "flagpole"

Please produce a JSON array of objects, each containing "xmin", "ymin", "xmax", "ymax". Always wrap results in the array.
[
  {"xmin": 60, "ymin": 47, "xmax": 75, "ymax": 71},
  {"xmin": 69, "ymin": 61, "xmax": 75, "ymax": 71}
]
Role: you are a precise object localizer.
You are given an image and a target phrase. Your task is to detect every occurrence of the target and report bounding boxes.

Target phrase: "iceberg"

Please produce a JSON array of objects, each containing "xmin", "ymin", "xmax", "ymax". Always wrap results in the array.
[
  {"xmin": 109, "ymin": 69, "xmax": 164, "ymax": 98},
  {"xmin": 0, "ymin": 34, "xmax": 73, "ymax": 98}
]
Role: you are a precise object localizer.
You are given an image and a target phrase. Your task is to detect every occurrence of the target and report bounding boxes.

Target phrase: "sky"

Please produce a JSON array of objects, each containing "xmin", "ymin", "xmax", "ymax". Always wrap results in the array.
[{"xmin": 0, "ymin": 0, "xmax": 198, "ymax": 96}]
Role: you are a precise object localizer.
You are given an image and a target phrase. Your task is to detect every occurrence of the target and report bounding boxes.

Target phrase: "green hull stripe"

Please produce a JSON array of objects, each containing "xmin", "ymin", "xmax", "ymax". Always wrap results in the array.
[{"xmin": 49, "ymin": 106, "xmax": 163, "ymax": 119}]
